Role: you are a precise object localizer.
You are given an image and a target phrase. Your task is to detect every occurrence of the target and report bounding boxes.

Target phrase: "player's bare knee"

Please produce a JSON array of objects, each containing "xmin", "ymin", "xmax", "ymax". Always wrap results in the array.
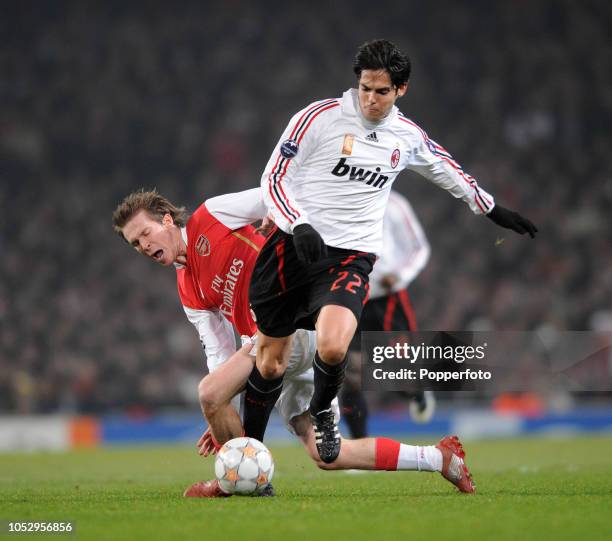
[
  {"xmin": 198, "ymin": 376, "xmax": 221, "ymax": 411},
  {"xmin": 258, "ymin": 362, "xmax": 285, "ymax": 380},
  {"xmin": 317, "ymin": 338, "xmax": 349, "ymax": 364},
  {"xmin": 197, "ymin": 377, "xmax": 208, "ymax": 404}
]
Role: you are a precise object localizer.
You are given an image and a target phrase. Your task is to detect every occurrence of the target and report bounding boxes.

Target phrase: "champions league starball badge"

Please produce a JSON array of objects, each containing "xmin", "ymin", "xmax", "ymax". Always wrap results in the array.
[{"xmin": 280, "ymin": 139, "xmax": 299, "ymax": 159}]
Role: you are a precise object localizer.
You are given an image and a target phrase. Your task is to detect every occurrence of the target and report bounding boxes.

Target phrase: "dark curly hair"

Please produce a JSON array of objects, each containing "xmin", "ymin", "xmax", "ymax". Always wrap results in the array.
[{"xmin": 353, "ymin": 39, "xmax": 411, "ymax": 88}]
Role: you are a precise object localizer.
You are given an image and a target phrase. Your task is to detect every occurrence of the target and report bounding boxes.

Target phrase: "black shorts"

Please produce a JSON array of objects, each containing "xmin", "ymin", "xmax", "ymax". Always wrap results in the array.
[
  {"xmin": 359, "ymin": 288, "xmax": 417, "ymax": 332},
  {"xmin": 350, "ymin": 288, "xmax": 418, "ymax": 351},
  {"xmin": 249, "ymin": 227, "xmax": 376, "ymax": 337}
]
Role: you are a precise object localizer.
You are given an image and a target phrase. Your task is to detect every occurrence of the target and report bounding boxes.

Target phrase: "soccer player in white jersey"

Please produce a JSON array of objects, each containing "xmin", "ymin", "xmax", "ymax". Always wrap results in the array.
[
  {"xmin": 246, "ymin": 39, "xmax": 537, "ymax": 464},
  {"xmin": 341, "ymin": 190, "xmax": 434, "ymax": 438}
]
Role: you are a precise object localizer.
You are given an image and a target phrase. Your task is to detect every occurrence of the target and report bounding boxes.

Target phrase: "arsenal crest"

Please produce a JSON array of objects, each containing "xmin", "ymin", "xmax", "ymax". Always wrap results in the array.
[
  {"xmin": 391, "ymin": 148, "xmax": 400, "ymax": 169},
  {"xmin": 195, "ymin": 234, "xmax": 211, "ymax": 256}
]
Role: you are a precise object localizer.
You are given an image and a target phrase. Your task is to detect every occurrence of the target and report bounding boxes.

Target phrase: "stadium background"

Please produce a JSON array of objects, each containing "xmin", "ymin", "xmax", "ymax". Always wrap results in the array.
[{"xmin": 1, "ymin": 0, "xmax": 610, "ymax": 446}]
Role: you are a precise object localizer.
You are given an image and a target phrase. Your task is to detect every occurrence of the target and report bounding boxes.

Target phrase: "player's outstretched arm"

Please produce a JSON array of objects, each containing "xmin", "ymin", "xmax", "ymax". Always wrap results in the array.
[
  {"xmin": 197, "ymin": 341, "xmax": 257, "ymax": 454},
  {"xmin": 205, "ymin": 188, "xmax": 268, "ymax": 231},
  {"xmin": 486, "ymin": 204, "xmax": 538, "ymax": 238}
]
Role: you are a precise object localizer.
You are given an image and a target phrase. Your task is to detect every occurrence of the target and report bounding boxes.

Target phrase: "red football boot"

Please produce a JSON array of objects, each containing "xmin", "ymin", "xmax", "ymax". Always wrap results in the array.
[
  {"xmin": 183, "ymin": 479, "xmax": 231, "ymax": 498},
  {"xmin": 436, "ymin": 435, "xmax": 476, "ymax": 493}
]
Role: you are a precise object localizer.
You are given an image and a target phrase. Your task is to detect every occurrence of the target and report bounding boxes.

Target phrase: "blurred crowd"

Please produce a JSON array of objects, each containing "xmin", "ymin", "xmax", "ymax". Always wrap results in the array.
[{"xmin": 1, "ymin": 0, "xmax": 610, "ymax": 413}]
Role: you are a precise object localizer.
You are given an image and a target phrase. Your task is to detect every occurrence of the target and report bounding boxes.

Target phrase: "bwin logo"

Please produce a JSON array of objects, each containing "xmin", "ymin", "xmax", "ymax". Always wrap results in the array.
[{"xmin": 331, "ymin": 158, "xmax": 390, "ymax": 188}]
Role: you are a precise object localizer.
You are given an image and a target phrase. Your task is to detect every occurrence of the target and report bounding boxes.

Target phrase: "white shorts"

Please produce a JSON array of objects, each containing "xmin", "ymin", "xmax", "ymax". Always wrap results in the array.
[{"xmin": 275, "ymin": 329, "xmax": 340, "ymax": 434}]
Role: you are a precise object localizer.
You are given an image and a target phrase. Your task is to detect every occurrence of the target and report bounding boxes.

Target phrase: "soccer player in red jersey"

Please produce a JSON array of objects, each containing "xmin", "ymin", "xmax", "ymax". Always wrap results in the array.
[{"xmin": 112, "ymin": 188, "xmax": 476, "ymax": 497}]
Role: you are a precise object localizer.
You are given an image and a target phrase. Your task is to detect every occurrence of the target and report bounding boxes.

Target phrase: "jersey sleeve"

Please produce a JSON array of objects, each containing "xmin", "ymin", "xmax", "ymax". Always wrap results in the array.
[
  {"xmin": 400, "ymin": 120, "xmax": 495, "ymax": 215},
  {"xmin": 205, "ymin": 188, "xmax": 268, "ymax": 230},
  {"xmin": 261, "ymin": 99, "xmax": 340, "ymax": 232},
  {"xmin": 183, "ymin": 306, "xmax": 237, "ymax": 373}
]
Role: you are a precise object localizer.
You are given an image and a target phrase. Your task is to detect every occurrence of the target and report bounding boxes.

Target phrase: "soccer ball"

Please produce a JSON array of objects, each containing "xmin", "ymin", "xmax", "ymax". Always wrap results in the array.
[{"xmin": 214, "ymin": 437, "xmax": 275, "ymax": 495}]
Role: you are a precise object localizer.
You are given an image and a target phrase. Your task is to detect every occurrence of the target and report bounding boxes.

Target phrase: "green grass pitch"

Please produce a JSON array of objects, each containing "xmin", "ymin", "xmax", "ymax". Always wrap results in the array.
[{"xmin": 1, "ymin": 436, "xmax": 611, "ymax": 540}]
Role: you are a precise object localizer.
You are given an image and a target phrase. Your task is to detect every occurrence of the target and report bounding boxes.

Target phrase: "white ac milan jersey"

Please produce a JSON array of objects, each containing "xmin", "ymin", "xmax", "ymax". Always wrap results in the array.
[{"xmin": 261, "ymin": 88, "xmax": 494, "ymax": 255}]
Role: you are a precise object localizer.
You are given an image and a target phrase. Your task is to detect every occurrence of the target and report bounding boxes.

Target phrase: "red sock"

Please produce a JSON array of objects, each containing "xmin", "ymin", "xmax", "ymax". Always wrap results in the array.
[{"xmin": 375, "ymin": 437, "xmax": 401, "ymax": 470}]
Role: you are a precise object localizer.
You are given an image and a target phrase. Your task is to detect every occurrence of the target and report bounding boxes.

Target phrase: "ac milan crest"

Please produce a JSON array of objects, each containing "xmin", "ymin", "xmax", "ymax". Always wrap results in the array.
[
  {"xmin": 195, "ymin": 234, "xmax": 211, "ymax": 256},
  {"xmin": 391, "ymin": 148, "xmax": 400, "ymax": 169}
]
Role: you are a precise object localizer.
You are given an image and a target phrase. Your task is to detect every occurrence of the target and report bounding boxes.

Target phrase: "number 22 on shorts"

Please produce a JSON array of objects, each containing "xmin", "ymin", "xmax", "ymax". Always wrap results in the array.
[{"xmin": 330, "ymin": 270, "xmax": 370, "ymax": 301}]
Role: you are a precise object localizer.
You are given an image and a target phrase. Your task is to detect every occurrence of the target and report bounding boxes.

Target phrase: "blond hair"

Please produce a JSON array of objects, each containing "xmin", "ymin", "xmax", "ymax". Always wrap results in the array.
[{"xmin": 112, "ymin": 189, "xmax": 188, "ymax": 240}]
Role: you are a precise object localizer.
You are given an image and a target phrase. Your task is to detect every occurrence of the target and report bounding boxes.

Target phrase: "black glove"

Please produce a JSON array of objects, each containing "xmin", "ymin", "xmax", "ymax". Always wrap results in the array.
[
  {"xmin": 292, "ymin": 223, "xmax": 328, "ymax": 264},
  {"xmin": 486, "ymin": 205, "xmax": 538, "ymax": 238}
]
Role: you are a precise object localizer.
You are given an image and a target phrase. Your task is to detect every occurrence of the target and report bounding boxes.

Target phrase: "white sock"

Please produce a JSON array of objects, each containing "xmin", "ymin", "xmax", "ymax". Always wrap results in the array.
[{"xmin": 397, "ymin": 444, "xmax": 443, "ymax": 472}]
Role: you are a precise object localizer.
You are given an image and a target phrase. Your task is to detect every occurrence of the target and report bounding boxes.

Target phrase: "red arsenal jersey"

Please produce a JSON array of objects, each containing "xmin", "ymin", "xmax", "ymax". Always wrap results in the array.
[{"xmin": 176, "ymin": 203, "xmax": 264, "ymax": 337}]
